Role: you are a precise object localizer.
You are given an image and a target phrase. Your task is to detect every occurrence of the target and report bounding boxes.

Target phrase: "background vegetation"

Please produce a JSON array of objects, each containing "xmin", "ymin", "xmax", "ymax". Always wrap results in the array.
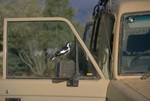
[{"xmin": 0, "ymin": 0, "xmax": 84, "ymax": 77}]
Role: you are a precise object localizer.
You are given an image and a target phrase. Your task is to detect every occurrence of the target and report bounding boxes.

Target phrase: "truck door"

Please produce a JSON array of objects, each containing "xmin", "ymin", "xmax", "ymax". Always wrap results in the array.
[{"xmin": 0, "ymin": 17, "xmax": 109, "ymax": 101}]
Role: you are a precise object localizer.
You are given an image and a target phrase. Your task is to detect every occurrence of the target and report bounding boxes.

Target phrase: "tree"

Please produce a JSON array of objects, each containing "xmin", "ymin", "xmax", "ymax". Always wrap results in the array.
[
  {"xmin": 7, "ymin": 20, "xmax": 73, "ymax": 77},
  {"xmin": 0, "ymin": 0, "xmax": 44, "ymax": 77},
  {"xmin": 43, "ymin": 0, "xmax": 74, "ymax": 20},
  {"xmin": 7, "ymin": 21, "xmax": 49, "ymax": 76},
  {"xmin": 0, "ymin": 0, "xmax": 43, "ymax": 50},
  {"xmin": 0, "ymin": 0, "xmax": 76, "ymax": 77}
]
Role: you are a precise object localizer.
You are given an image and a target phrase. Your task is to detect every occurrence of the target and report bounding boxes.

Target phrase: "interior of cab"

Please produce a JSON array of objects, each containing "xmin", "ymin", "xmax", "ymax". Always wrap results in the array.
[{"xmin": 119, "ymin": 14, "xmax": 150, "ymax": 75}]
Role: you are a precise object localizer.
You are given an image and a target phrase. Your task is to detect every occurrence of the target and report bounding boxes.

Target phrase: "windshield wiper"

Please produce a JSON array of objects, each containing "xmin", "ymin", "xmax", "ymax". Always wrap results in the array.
[{"xmin": 141, "ymin": 71, "xmax": 150, "ymax": 79}]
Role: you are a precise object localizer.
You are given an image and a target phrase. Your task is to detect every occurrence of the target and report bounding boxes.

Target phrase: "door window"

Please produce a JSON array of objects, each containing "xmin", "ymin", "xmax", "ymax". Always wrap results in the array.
[{"xmin": 5, "ymin": 19, "xmax": 98, "ymax": 79}]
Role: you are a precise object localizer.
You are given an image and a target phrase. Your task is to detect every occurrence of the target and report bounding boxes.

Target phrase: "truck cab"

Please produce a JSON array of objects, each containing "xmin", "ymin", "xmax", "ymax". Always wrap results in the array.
[
  {"xmin": 0, "ymin": 0, "xmax": 150, "ymax": 101},
  {"xmin": 83, "ymin": 0, "xmax": 150, "ymax": 100}
]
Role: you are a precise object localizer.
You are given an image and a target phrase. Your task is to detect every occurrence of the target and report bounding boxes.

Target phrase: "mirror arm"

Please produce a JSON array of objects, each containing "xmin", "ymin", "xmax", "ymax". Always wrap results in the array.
[
  {"xmin": 67, "ymin": 78, "xmax": 79, "ymax": 87},
  {"xmin": 67, "ymin": 40, "xmax": 79, "ymax": 87}
]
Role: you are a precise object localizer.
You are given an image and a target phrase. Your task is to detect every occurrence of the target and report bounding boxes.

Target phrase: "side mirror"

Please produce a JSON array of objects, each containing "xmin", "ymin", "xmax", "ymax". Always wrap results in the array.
[
  {"xmin": 53, "ymin": 59, "xmax": 79, "ymax": 87},
  {"xmin": 57, "ymin": 60, "xmax": 75, "ymax": 79}
]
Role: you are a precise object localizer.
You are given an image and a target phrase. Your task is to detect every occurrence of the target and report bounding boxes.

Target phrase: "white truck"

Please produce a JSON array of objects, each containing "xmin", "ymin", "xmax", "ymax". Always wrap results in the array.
[{"xmin": 0, "ymin": 0, "xmax": 150, "ymax": 101}]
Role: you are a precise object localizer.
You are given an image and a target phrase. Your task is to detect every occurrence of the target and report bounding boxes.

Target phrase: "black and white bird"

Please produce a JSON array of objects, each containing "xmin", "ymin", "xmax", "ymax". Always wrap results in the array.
[{"xmin": 51, "ymin": 42, "xmax": 71, "ymax": 60}]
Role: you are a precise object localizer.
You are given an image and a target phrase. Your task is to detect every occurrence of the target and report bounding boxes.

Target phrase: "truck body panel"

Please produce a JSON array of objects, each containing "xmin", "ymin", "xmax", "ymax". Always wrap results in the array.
[
  {"xmin": 0, "ymin": 79, "xmax": 109, "ymax": 101},
  {"xmin": 107, "ymin": 79, "xmax": 150, "ymax": 101}
]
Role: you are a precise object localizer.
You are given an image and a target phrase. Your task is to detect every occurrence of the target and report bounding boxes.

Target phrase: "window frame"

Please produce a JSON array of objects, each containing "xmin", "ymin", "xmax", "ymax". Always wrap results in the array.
[
  {"xmin": 95, "ymin": 12, "xmax": 115, "ymax": 78},
  {"xmin": 118, "ymin": 11, "xmax": 150, "ymax": 76},
  {"xmin": 3, "ymin": 17, "xmax": 106, "ymax": 80}
]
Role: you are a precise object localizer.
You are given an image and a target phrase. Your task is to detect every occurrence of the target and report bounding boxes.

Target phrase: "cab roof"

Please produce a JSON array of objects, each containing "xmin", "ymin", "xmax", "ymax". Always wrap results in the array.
[{"xmin": 110, "ymin": 0, "xmax": 150, "ymax": 16}]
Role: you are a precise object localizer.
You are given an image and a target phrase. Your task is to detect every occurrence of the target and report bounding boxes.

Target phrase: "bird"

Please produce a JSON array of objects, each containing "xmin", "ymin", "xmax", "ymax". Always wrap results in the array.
[{"xmin": 51, "ymin": 42, "xmax": 71, "ymax": 60}]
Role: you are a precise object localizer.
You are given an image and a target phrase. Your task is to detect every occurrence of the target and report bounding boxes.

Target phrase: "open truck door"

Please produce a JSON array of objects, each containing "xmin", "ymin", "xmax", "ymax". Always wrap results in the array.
[{"xmin": 0, "ymin": 17, "xmax": 109, "ymax": 101}]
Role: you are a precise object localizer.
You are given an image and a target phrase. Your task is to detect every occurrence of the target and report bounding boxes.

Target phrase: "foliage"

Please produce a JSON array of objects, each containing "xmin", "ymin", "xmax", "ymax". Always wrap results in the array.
[
  {"xmin": 0, "ymin": 0, "xmax": 84, "ymax": 78},
  {"xmin": 7, "ymin": 21, "xmax": 74, "ymax": 77},
  {"xmin": 43, "ymin": 0, "xmax": 74, "ymax": 20},
  {"xmin": 0, "ymin": 0, "xmax": 43, "ymax": 51},
  {"xmin": 0, "ymin": 0, "xmax": 75, "ymax": 50}
]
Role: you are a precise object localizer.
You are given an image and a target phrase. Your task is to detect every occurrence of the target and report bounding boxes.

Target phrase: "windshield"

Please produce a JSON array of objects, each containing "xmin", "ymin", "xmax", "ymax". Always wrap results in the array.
[{"xmin": 119, "ymin": 14, "xmax": 150, "ymax": 75}]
